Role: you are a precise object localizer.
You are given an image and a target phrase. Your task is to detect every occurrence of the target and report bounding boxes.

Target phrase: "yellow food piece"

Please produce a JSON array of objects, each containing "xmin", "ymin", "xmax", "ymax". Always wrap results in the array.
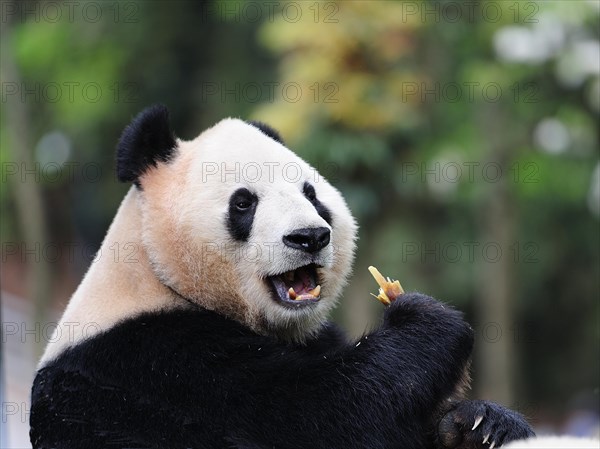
[{"xmin": 368, "ymin": 266, "xmax": 404, "ymax": 305}]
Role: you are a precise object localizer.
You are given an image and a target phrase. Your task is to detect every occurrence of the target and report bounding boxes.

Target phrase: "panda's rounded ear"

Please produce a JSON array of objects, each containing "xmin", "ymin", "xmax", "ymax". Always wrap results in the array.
[
  {"xmin": 116, "ymin": 104, "xmax": 177, "ymax": 186},
  {"xmin": 246, "ymin": 121, "xmax": 284, "ymax": 145}
]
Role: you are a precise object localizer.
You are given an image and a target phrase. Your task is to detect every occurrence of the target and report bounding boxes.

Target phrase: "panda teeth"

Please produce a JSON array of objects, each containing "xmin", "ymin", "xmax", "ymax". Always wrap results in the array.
[
  {"xmin": 288, "ymin": 285, "xmax": 321, "ymax": 301},
  {"xmin": 308, "ymin": 285, "xmax": 321, "ymax": 297}
]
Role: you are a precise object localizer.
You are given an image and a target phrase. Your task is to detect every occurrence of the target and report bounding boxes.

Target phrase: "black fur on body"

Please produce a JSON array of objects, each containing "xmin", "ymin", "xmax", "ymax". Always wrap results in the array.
[{"xmin": 30, "ymin": 292, "xmax": 532, "ymax": 449}]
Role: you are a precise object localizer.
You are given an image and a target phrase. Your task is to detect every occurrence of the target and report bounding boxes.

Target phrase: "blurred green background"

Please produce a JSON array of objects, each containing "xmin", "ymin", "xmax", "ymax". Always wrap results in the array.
[{"xmin": 1, "ymin": 0, "xmax": 599, "ymax": 444}]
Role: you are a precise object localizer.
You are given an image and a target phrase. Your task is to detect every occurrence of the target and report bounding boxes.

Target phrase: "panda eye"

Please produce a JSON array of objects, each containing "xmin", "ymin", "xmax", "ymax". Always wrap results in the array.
[
  {"xmin": 230, "ymin": 188, "xmax": 257, "ymax": 213},
  {"xmin": 303, "ymin": 183, "xmax": 317, "ymax": 202},
  {"xmin": 228, "ymin": 188, "xmax": 258, "ymax": 241},
  {"xmin": 236, "ymin": 200, "xmax": 252, "ymax": 211}
]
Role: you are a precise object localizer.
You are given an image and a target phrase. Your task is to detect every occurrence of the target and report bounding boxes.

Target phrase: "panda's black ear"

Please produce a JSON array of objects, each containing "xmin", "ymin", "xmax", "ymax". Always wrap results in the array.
[
  {"xmin": 247, "ymin": 121, "xmax": 284, "ymax": 145},
  {"xmin": 116, "ymin": 104, "xmax": 177, "ymax": 186}
]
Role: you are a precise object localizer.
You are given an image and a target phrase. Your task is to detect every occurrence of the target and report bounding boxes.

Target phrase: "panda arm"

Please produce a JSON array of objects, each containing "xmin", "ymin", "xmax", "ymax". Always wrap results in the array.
[
  {"xmin": 321, "ymin": 291, "xmax": 474, "ymax": 413},
  {"xmin": 227, "ymin": 292, "xmax": 474, "ymax": 448}
]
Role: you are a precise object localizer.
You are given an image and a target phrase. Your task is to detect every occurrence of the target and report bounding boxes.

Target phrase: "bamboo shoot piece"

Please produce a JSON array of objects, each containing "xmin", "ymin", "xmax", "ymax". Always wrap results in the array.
[{"xmin": 368, "ymin": 266, "xmax": 404, "ymax": 305}]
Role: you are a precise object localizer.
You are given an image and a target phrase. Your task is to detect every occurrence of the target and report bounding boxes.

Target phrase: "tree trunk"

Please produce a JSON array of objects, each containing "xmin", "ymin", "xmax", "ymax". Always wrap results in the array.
[{"xmin": 474, "ymin": 102, "xmax": 517, "ymax": 406}]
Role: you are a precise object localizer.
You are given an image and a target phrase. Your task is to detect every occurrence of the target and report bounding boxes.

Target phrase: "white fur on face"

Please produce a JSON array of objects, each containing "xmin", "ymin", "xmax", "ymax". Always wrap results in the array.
[{"xmin": 141, "ymin": 118, "xmax": 357, "ymax": 340}]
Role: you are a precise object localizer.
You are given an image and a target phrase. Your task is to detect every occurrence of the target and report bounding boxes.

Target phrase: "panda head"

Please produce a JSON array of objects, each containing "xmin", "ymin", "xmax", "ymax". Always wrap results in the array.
[{"xmin": 117, "ymin": 105, "xmax": 357, "ymax": 341}]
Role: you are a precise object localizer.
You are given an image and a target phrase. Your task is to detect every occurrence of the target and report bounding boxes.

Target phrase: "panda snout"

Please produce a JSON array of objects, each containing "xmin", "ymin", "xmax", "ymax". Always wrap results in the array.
[{"xmin": 283, "ymin": 227, "xmax": 330, "ymax": 254}]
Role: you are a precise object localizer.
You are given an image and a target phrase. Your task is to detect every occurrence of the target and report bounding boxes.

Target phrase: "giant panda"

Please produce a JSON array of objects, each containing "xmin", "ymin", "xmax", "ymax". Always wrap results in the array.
[{"xmin": 30, "ymin": 104, "xmax": 534, "ymax": 449}]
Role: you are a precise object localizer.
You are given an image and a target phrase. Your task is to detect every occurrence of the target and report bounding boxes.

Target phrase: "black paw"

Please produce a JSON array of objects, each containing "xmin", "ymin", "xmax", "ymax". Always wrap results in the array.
[{"xmin": 438, "ymin": 400, "xmax": 534, "ymax": 449}]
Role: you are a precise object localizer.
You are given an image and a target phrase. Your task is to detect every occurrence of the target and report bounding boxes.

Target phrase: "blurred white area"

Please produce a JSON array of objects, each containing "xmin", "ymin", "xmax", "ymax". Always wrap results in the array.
[
  {"xmin": 534, "ymin": 118, "xmax": 571, "ymax": 154},
  {"xmin": 504, "ymin": 436, "xmax": 600, "ymax": 448},
  {"xmin": 1, "ymin": 291, "xmax": 41, "ymax": 449},
  {"xmin": 494, "ymin": 4, "xmax": 600, "ymax": 91},
  {"xmin": 494, "ymin": 19, "xmax": 565, "ymax": 64},
  {"xmin": 34, "ymin": 131, "xmax": 72, "ymax": 168}
]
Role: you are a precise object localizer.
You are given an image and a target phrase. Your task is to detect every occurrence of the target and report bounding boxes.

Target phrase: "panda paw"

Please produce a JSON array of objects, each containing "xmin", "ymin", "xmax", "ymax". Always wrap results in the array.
[{"xmin": 438, "ymin": 400, "xmax": 535, "ymax": 449}]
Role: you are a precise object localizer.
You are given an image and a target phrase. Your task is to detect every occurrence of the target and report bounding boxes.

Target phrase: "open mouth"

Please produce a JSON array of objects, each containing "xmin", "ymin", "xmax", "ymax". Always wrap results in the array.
[{"xmin": 267, "ymin": 264, "xmax": 322, "ymax": 306}]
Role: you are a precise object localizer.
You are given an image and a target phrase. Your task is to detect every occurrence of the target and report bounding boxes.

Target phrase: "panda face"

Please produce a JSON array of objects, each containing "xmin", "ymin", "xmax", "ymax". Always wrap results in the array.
[{"xmin": 138, "ymin": 118, "xmax": 357, "ymax": 341}]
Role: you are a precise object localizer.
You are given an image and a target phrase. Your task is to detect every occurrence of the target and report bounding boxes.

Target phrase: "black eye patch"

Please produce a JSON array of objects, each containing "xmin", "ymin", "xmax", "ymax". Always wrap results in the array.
[
  {"xmin": 303, "ymin": 182, "xmax": 332, "ymax": 225},
  {"xmin": 227, "ymin": 188, "xmax": 258, "ymax": 241}
]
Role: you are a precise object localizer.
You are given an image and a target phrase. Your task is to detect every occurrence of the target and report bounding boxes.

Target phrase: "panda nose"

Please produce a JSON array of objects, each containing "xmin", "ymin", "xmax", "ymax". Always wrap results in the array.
[{"xmin": 283, "ymin": 227, "xmax": 331, "ymax": 254}]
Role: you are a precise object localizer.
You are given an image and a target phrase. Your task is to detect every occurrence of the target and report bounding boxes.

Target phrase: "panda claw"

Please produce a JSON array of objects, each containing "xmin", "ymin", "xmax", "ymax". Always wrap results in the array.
[
  {"xmin": 472, "ymin": 415, "xmax": 484, "ymax": 431},
  {"xmin": 483, "ymin": 433, "xmax": 490, "ymax": 444},
  {"xmin": 489, "ymin": 441, "xmax": 496, "ymax": 449}
]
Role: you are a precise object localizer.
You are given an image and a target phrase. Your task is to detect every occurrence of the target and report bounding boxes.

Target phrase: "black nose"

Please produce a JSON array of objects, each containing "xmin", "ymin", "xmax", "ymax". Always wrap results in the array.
[{"xmin": 283, "ymin": 227, "xmax": 331, "ymax": 253}]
